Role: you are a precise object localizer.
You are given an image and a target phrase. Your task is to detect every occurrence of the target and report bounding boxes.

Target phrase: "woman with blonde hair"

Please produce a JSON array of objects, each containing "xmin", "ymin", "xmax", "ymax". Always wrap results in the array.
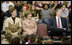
[{"xmin": 22, "ymin": 11, "xmax": 37, "ymax": 37}]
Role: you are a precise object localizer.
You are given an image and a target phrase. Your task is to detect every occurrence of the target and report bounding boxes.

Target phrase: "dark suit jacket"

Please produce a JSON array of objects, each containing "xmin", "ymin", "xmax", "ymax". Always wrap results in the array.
[
  {"xmin": 48, "ymin": 17, "xmax": 68, "ymax": 32},
  {"xmin": 38, "ymin": 17, "xmax": 68, "ymax": 36}
]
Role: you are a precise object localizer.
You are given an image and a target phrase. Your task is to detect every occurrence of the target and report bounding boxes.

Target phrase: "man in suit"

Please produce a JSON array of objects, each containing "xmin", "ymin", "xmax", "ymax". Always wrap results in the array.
[{"xmin": 48, "ymin": 8, "xmax": 68, "ymax": 37}]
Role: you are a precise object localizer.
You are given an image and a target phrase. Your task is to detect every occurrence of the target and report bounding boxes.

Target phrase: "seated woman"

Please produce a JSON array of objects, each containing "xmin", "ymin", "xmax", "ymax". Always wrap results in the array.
[
  {"xmin": 4, "ymin": 7, "xmax": 22, "ymax": 42},
  {"xmin": 22, "ymin": 12, "xmax": 37, "ymax": 37},
  {"xmin": 19, "ymin": 5, "xmax": 39, "ymax": 23}
]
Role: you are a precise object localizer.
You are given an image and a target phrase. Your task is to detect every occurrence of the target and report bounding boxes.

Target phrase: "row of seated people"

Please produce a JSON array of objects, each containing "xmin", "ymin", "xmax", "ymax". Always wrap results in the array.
[
  {"xmin": 1, "ymin": 6, "xmax": 70, "ymax": 44},
  {"xmin": 1, "ymin": 2, "xmax": 71, "ymax": 32}
]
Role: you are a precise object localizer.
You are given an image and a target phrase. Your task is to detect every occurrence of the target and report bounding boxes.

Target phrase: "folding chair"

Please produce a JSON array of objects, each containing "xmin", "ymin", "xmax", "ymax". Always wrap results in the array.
[{"xmin": 37, "ymin": 23, "xmax": 51, "ymax": 39}]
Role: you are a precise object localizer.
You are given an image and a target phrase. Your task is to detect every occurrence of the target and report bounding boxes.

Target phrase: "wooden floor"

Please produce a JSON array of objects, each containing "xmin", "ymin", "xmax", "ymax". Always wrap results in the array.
[
  {"xmin": 53, "ymin": 36, "xmax": 71, "ymax": 44},
  {"xmin": 43, "ymin": 36, "xmax": 71, "ymax": 44},
  {"xmin": 1, "ymin": 35, "xmax": 71, "ymax": 44}
]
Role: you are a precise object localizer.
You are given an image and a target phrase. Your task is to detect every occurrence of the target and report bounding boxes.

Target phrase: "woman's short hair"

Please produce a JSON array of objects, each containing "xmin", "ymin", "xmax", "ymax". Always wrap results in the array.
[
  {"xmin": 24, "ymin": 11, "xmax": 32, "ymax": 18},
  {"xmin": 9, "ymin": 7, "xmax": 16, "ymax": 14}
]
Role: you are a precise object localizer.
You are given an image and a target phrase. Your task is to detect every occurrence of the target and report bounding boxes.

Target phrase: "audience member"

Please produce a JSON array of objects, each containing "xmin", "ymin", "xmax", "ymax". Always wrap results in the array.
[
  {"xmin": 35, "ymin": 1, "xmax": 43, "ymax": 19},
  {"xmin": 15, "ymin": 1, "xmax": 22, "ymax": 17},
  {"xmin": 40, "ymin": 1, "xmax": 57, "ymax": 19},
  {"xmin": 4, "ymin": 8, "xmax": 22, "ymax": 42},
  {"xmin": 61, "ymin": 4, "xmax": 69, "ymax": 30},
  {"xmin": 1, "ymin": 1, "xmax": 14, "ymax": 13},
  {"xmin": 5, "ymin": 5, "xmax": 14, "ymax": 19},
  {"xmin": 19, "ymin": 6, "xmax": 27, "ymax": 20},
  {"xmin": 22, "ymin": 12, "xmax": 37, "ymax": 37},
  {"xmin": 49, "ymin": 9, "xmax": 68, "ymax": 37}
]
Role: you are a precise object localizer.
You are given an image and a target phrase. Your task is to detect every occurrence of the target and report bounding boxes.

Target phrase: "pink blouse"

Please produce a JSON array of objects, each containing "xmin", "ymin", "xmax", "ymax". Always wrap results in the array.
[{"xmin": 22, "ymin": 19, "xmax": 37, "ymax": 36}]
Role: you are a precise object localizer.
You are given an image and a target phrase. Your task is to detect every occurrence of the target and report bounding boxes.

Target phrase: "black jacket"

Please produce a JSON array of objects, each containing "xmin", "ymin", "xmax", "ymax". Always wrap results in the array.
[{"xmin": 48, "ymin": 17, "xmax": 68, "ymax": 32}]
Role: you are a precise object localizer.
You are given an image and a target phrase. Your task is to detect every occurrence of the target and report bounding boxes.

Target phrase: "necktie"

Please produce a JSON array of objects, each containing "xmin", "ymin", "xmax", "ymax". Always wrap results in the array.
[{"xmin": 58, "ymin": 17, "xmax": 60, "ymax": 28}]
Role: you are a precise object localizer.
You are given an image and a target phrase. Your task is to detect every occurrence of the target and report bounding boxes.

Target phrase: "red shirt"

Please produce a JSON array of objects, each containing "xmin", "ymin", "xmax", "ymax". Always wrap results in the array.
[{"xmin": 26, "ymin": 4, "xmax": 30, "ymax": 11}]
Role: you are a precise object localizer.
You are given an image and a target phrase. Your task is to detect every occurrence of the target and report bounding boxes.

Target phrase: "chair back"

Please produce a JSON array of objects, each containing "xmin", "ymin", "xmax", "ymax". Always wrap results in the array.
[{"xmin": 37, "ymin": 24, "xmax": 48, "ymax": 36}]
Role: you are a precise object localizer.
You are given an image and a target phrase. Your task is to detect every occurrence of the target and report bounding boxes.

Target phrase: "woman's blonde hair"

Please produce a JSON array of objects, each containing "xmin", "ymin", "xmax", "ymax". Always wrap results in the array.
[{"xmin": 24, "ymin": 11, "xmax": 32, "ymax": 18}]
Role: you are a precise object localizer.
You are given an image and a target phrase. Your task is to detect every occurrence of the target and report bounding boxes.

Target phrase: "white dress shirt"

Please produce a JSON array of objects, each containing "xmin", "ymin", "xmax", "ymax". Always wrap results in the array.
[{"xmin": 56, "ymin": 16, "xmax": 62, "ymax": 28}]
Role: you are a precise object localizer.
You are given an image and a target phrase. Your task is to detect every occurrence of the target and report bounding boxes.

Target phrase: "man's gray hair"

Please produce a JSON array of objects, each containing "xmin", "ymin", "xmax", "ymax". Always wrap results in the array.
[{"xmin": 56, "ymin": 8, "xmax": 61, "ymax": 14}]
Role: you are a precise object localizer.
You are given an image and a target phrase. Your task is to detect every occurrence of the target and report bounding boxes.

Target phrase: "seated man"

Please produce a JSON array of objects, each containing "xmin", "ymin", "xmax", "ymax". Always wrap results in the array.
[
  {"xmin": 39, "ymin": 8, "xmax": 68, "ymax": 37},
  {"xmin": 4, "ymin": 7, "xmax": 22, "ymax": 42},
  {"xmin": 48, "ymin": 8, "xmax": 68, "ymax": 37}
]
